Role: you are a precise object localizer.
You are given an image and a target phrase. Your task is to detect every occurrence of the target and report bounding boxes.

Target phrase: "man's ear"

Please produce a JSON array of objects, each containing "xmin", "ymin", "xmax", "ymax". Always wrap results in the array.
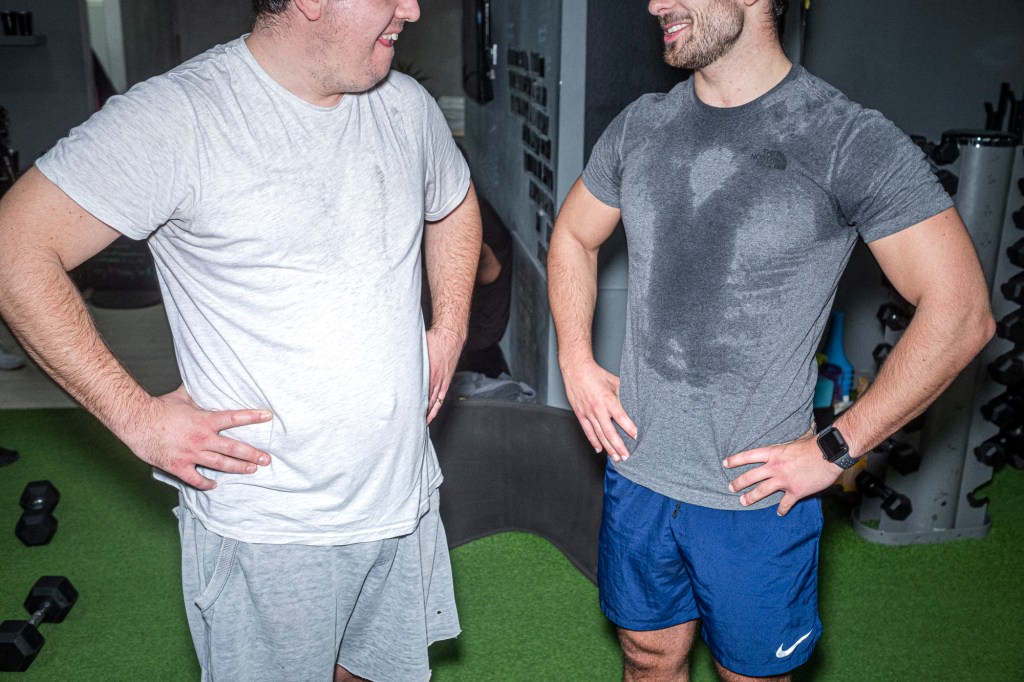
[{"xmin": 294, "ymin": 0, "xmax": 325, "ymax": 22}]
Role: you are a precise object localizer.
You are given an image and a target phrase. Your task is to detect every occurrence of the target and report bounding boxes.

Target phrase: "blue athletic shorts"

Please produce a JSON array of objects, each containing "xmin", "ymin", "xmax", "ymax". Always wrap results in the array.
[{"xmin": 598, "ymin": 462, "xmax": 823, "ymax": 677}]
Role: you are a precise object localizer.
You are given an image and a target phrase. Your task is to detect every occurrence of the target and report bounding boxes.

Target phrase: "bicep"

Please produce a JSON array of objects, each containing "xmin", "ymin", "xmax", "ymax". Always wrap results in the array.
[
  {"xmin": 0, "ymin": 167, "xmax": 122, "ymax": 271},
  {"xmin": 429, "ymin": 180, "xmax": 480, "ymax": 229},
  {"xmin": 867, "ymin": 207, "xmax": 987, "ymax": 308},
  {"xmin": 552, "ymin": 177, "xmax": 622, "ymax": 253}
]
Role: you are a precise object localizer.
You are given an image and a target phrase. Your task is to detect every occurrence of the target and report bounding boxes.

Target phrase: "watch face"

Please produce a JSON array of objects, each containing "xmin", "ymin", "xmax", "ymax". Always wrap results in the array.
[{"xmin": 818, "ymin": 427, "xmax": 848, "ymax": 461}]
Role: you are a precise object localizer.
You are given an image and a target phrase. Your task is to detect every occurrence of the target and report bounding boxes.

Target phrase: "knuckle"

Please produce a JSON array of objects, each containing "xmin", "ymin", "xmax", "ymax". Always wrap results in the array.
[{"xmin": 185, "ymin": 425, "xmax": 211, "ymax": 449}]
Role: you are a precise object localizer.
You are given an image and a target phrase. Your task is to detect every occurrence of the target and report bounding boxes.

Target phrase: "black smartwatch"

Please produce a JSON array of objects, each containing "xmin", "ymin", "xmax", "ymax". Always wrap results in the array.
[{"xmin": 817, "ymin": 426, "xmax": 857, "ymax": 469}]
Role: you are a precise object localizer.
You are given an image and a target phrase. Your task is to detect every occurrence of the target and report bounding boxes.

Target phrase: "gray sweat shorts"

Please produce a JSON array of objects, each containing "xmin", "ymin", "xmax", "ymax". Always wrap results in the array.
[{"xmin": 175, "ymin": 487, "xmax": 459, "ymax": 682}]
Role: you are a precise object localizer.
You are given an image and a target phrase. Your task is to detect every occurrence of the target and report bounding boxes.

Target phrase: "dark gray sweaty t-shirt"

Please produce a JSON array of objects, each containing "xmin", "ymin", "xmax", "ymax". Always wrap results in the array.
[{"xmin": 582, "ymin": 65, "xmax": 952, "ymax": 510}]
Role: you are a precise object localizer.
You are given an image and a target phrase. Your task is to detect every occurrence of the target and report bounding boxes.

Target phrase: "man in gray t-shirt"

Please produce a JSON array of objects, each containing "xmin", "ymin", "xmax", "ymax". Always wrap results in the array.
[
  {"xmin": 0, "ymin": 1, "xmax": 480, "ymax": 680},
  {"xmin": 548, "ymin": 1, "xmax": 993, "ymax": 680}
]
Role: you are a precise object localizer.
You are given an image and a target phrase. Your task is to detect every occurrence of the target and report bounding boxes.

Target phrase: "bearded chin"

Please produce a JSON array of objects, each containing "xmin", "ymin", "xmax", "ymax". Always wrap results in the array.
[{"xmin": 662, "ymin": 5, "xmax": 744, "ymax": 70}]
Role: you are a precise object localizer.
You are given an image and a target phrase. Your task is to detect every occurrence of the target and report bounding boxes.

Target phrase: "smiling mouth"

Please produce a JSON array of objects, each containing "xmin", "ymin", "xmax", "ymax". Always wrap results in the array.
[
  {"xmin": 662, "ymin": 20, "xmax": 691, "ymax": 44},
  {"xmin": 378, "ymin": 32, "xmax": 399, "ymax": 47}
]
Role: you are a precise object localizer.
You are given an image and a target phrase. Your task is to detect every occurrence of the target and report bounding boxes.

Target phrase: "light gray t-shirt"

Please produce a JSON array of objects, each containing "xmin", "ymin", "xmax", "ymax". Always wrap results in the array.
[
  {"xmin": 37, "ymin": 37, "xmax": 471, "ymax": 544},
  {"xmin": 582, "ymin": 65, "xmax": 952, "ymax": 510}
]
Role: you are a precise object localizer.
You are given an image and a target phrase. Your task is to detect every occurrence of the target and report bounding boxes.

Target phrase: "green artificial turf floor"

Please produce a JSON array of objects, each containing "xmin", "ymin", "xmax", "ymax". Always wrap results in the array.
[{"xmin": 1, "ymin": 409, "xmax": 1022, "ymax": 680}]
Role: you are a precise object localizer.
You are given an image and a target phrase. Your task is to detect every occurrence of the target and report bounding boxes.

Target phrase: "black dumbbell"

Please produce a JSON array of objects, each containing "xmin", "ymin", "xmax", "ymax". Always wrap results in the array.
[
  {"xmin": 856, "ymin": 470, "xmax": 912, "ymax": 521},
  {"xmin": 873, "ymin": 438, "xmax": 921, "ymax": 476},
  {"xmin": 934, "ymin": 169, "xmax": 958, "ymax": 197},
  {"xmin": 975, "ymin": 436, "xmax": 1007, "ymax": 467},
  {"xmin": 981, "ymin": 393, "xmax": 1024, "ymax": 429},
  {"xmin": 902, "ymin": 413, "xmax": 927, "ymax": 433},
  {"xmin": 873, "ymin": 343, "xmax": 893, "ymax": 372},
  {"xmin": 1013, "ymin": 206, "xmax": 1024, "ymax": 231},
  {"xmin": 1006, "ymin": 430, "xmax": 1024, "ymax": 470},
  {"xmin": 910, "ymin": 135, "xmax": 934, "ymax": 157},
  {"xmin": 1009, "ymin": 238, "xmax": 1024, "ymax": 268},
  {"xmin": 877, "ymin": 303, "xmax": 911, "ymax": 332},
  {"xmin": 989, "ymin": 352, "xmax": 1024, "ymax": 386},
  {"xmin": 996, "ymin": 310, "xmax": 1024, "ymax": 344},
  {"xmin": 0, "ymin": 576, "xmax": 78, "ymax": 672},
  {"xmin": 15, "ymin": 481, "xmax": 59, "ymax": 547},
  {"xmin": 1003, "ymin": 272, "xmax": 1024, "ymax": 305},
  {"xmin": 930, "ymin": 139, "xmax": 960, "ymax": 166}
]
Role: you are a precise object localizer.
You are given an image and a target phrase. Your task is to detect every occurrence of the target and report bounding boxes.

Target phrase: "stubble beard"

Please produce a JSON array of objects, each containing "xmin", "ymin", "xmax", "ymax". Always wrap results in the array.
[
  {"xmin": 663, "ymin": 0, "xmax": 744, "ymax": 71},
  {"xmin": 311, "ymin": 10, "xmax": 394, "ymax": 95}
]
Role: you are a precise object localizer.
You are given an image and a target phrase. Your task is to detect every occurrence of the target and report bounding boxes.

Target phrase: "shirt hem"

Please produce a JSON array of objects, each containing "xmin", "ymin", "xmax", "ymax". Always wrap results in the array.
[
  {"xmin": 165, "ymin": 469, "xmax": 445, "ymax": 546},
  {"xmin": 610, "ymin": 463, "xmax": 784, "ymax": 512}
]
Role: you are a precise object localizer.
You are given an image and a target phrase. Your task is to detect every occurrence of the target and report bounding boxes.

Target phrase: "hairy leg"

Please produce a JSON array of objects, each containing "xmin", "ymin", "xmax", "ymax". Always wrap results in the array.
[
  {"xmin": 619, "ymin": 620, "xmax": 697, "ymax": 681},
  {"xmin": 713, "ymin": 660, "xmax": 790, "ymax": 682}
]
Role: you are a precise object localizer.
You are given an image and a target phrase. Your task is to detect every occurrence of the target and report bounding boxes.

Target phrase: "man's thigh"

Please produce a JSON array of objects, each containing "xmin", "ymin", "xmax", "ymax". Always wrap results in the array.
[
  {"xmin": 599, "ymin": 464, "xmax": 823, "ymax": 678},
  {"xmin": 618, "ymin": 621, "xmax": 698, "ymax": 680},
  {"xmin": 676, "ymin": 498, "xmax": 823, "ymax": 678}
]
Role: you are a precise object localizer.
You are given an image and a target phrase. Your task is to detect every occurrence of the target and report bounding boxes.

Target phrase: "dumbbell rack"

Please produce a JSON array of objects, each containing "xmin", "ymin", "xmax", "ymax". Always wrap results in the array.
[{"xmin": 853, "ymin": 132, "xmax": 1021, "ymax": 544}]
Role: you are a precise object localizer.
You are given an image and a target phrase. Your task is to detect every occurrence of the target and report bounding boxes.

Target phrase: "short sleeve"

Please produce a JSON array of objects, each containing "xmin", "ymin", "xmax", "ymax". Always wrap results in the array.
[
  {"xmin": 831, "ymin": 110, "xmax": 953, "ymax": 243},
  {"xmin": 35, "ymin": 78, "xmax": 200, "ymax": 241},
  {"xmin": 581, "ymin": 103, "xmax": 634, "ymax": 209},
  {"xmin": 422, "ymin": 89, "xmax": 470, "ymax": 221}
]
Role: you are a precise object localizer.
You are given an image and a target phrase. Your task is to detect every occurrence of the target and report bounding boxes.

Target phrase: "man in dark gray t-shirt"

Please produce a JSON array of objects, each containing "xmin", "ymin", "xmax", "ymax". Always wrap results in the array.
[{"xmin": 548, "ymin": 0, "xmax": 994, "ymax": 680}]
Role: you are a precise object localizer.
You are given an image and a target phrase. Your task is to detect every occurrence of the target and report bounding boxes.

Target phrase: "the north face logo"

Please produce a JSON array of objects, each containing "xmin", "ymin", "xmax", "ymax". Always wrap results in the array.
[{"xmin": 752, "ymin": 149, "xmax": 788, "ymax": 170}]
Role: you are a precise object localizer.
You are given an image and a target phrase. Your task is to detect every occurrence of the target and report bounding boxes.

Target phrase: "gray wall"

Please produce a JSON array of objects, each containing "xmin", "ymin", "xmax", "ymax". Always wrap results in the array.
[
  {"xmin": 397, "ymin": 0, "xmax": 462, "ymax": 99},
  {"xmin": 0, "ymin": 0, "xmax": 94, "ymax": 166},
  {"xmin": 121, "ymin": 0, "xmax": 252, "ymax": 89},
  {"xmin": 802, "ymin": 0, "xmax": 1024, "ymax": 140},
  {"xmin": 120, "ymin": 0, "xmax": 177, "ymax": 87},
  {"xmin": 175, "ymin": 0, "xmax": 253, "ymax": 64}
]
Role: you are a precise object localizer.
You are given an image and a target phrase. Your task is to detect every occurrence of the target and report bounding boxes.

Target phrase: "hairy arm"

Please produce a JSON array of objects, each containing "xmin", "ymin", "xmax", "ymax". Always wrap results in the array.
[
  {"xmin": 423, "ymin": 181, "xmax": 482, "ymax": 423},
  {"xmin": 548, "ymin": 177, "xmax": 637, "ymax": 460},
  {"xmin": 833, "ymin": 207, "xmax": 995, "ymax": 453},
  {"xmin": 0, "ymin": 168, "xmax": 272, "ymax": 489},
  {"xmin": 725, "ymin": 207, "xmax": 995, "ymax": 514}
]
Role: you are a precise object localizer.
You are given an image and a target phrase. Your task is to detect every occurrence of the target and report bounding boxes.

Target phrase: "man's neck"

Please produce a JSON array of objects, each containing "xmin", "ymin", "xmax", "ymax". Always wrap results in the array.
[
  {"xmin": 692, "ymin": 32, "xmax": 792, "ymax": 109},
  {"xmin": 245, "ymin": 28, "xmax": 343, "ymax": 108}
]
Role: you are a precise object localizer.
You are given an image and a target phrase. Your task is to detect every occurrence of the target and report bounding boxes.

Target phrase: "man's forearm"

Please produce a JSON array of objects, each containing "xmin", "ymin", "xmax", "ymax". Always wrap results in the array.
[
  {"xmin": 424, "ymin": 185, "xmax": 482, "ymax": 341},
  {"xmin": 834, "ymin": 296, "xmax": 995, "ymax": 459},
  {"xmin": 547, "ymin": 229, "xmax": 599, "ymax": 371},
  {"xmin": 0, "ymin": 246, "xmax": 154, "ymax": 440}
]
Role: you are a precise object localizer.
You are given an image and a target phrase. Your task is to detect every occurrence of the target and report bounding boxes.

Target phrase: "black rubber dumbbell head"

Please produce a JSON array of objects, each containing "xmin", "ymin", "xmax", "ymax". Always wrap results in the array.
[
  {"xmin": 989, "ymin": 352, "xmax": 1024, "ymax": 387},
  {"xmin": 901, "ymin": 413, "xmax": 927, "ymax": 433},
  {"xmin": 996, "ymin": 309, "xmax": 1023, "ymax": 344},
  {"xmin": 1013, "ymin": 206, "xmax": 1024, "ymax": 231},
  {"xmin": 0, "ymin": 577, "xmax": 78, "ymax": 672},
  {"xmin": 873, "ymin": 343, "xmax": 893, "ymax": 369},
  {"xmin": 882, "ymin": 492, "xmax": 912, "ymax": 521},
  {"xmin": 888, "ymin": 442, "xmax": 921, "ymax": 476},
  {"xmin": 24, "ymin": 577, "xmax": 78, "ymax": 623},
  {"xmin": 19, "ymin": 481, "xmax": 59, "ymax": 515},
  {"xmin": 975, "ymin": 438, "xmax": 1007, "ymax": 467},
  {"xmin": 877, "ymin": 303, "xmax": 911, "ymax": 332},
  {"xmin": 981, "ymin": 393, "xmax": 1024, "ymax": 429},
  {"xmin": 1009, "ymin": 238, "xmax": 1024, "ymax": 268},
  {"xmin": 14, "ymin": 515, "xmax": 57, "ymax": 547},
  {"xmin": 1003, "ymin": 272, "xmax": 1024, "ymax": 305}
]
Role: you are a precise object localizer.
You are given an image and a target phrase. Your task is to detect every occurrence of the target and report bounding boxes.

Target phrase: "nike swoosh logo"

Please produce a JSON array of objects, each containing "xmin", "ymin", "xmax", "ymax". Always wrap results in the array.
[{"xmin": 775, "ymin": 630, "xmax": 813, "ymax": 658}]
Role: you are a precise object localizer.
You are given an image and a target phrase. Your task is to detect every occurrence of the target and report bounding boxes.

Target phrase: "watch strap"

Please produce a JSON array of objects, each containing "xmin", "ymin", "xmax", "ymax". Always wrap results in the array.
[{"xmin": 829, "ymin": 451, "xmax": 858, "ymax": 470}]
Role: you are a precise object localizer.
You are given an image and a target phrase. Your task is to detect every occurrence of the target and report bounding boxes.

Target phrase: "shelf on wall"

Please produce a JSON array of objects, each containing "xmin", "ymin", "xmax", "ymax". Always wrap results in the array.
[{"xmin": 0, "ymin": 35, "xmax": 46, "ymax": 47}]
